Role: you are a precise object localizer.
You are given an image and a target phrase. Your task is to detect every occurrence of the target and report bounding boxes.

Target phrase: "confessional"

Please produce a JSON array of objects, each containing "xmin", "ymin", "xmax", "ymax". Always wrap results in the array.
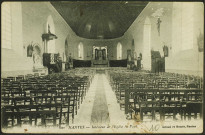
[{"xmin": 151, "ymin": 51, "xmax": 165, "ymax": 73}]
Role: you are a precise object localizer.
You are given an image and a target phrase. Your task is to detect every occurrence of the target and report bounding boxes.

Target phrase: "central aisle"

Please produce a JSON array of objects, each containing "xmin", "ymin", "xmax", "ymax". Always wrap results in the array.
[
  {"xmin": 5, "ymin": 73, "xmax": 148, "ymax": 133},
  {"xmin": 69, "ymin": 73, "xmax": 147, "ymax": 133},
  {"xmin": 90, "ymin": 74, "xmax": 110, "ymax": 125},
  {"xmin": 71, "ymin": 73, "xmax": 128, "ymax": 126}
]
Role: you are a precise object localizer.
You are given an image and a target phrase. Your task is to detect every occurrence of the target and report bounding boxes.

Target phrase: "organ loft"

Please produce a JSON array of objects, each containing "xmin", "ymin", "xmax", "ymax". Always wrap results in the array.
[{"xmin": 1, "ymin": 1, "xmax": 204, "ymax": 134}]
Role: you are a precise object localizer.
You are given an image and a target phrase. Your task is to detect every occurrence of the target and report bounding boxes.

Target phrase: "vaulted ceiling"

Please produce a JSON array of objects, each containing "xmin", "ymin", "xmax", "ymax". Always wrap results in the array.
[{"xmin": 51, "ymin": 1, "xmax": 148, "ymax": 39}]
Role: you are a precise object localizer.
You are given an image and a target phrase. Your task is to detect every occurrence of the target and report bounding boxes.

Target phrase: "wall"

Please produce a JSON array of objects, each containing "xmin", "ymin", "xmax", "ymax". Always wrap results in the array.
[
  {"xmin": 1, "ymin": 2, "xmax": 30, "ymax": 77},
  {"xmin": 1, "ymin": 2, "xmax": 131, "ymax": 78},
  {"xmin": 65, "ymin": 36, "xmax": 130, "ymax": 61},
  {"xmin": 2, "ymin": 2, "xmax": 203, "ymax": 77},
  {"xmin": 1, "ymin": 2, "xmax": 76, "ymax": 77},
  {"xmin": 123, "ymin": 2, "xmax": 203, "ymax": 76},
  {"xmin": 123, "ymin": 2, "xmax": 173, "ymax": 70},
  {"xmin": 166, "ymin": 2, "xmax": 204, "ymax": 76}
]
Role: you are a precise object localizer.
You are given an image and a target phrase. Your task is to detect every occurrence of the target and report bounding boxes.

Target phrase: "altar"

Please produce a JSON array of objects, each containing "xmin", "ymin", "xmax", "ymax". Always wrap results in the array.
[{"xmin": 91, "ymin": 46, "xmax": 109, "ymax": 67}]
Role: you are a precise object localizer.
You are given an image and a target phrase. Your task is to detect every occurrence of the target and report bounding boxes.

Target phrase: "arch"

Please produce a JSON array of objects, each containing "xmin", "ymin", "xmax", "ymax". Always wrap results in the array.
[
  {"xmin": 117, "ymin": 42, "xmax": 122, "ymax": 60},
  {"xmin": 142, "ymin": 17, "xmax": 151, "ymax": 70},
  {"xmin": 46, "ymin": 15, "xmax": 56, "ymax": 53},
  {"xmin": 78, "ymin": 42, "xmax": 84, "ymax": 59}
]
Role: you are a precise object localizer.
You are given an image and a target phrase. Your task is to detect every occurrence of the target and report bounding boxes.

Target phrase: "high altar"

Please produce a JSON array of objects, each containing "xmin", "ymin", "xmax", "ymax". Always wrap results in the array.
[{"xmin": 91, "ymin": 46, "xmax": 109, "ymax": 67}]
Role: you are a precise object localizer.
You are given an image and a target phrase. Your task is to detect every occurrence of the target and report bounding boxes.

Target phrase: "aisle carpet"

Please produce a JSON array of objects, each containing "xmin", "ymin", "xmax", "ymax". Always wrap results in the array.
[{"xmin": 90, "ymin": 74, "xmax": 110, "ymax": 125}]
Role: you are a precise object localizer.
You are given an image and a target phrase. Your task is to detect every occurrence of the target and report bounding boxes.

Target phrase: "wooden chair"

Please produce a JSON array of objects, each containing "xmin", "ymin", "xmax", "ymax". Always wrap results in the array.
[
  {"xmin": 184, "ymin": 102, "xmax": 202, "ymax": 120},
  {"xmin": 7, "ymin": 77, "xmax": 15, "ymax": 82},
  {"xmin": 139, "ymin": 101, "xmax": 160, "ymax": 121},
  {"xmin": 54, "ymin": 96, "xmax": 71, "ymax": 127},
  {"xmin": 118, "ymin": 83, "xmax": 130, "ymax": 110}
]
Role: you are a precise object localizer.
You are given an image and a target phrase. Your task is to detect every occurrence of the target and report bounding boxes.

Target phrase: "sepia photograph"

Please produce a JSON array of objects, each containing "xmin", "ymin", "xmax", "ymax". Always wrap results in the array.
[{"xmin": 1, "ymin": 1, "xmax": 204, "ymax": 134}]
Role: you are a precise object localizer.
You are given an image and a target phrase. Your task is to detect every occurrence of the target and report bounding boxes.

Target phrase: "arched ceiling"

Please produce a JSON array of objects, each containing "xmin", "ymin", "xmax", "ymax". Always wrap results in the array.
[{"xmin": 51, "ymin": 1, "xmax": 148, "ymax": 39}]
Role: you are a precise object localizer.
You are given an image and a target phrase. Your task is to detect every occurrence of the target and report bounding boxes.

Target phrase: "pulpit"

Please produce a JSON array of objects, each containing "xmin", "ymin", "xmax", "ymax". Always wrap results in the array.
[{"xmin": 43, "ymin": 53, "xmax": 62, "ymax": 74}]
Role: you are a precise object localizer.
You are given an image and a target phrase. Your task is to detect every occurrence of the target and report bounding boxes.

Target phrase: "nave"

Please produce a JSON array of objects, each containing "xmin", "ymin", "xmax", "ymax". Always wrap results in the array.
[
  {"xmin": 1, "ymin": 1, "xmax": 204, "ymax": 134},
  {"xmin": 1, "ymin": 69, "xmax": 144, "ymax": 133},
  {"xmin": 1, "ymin": 68, "xmax": 203, "ymax": 133}
]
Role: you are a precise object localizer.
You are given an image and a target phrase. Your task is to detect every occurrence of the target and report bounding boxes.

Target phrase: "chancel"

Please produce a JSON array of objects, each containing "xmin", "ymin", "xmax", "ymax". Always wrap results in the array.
[
  {"xmin": 92, "ymin": 46, "xmax": 108, "ymax": 67},
  {"xmin": 1, "ymin": 1, "xmax": 204, "ymax": 134}
]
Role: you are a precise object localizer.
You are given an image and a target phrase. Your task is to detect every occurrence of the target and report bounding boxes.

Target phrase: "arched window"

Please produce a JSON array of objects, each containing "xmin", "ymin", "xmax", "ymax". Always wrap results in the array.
[
  {"xmin": 78, "ymin": 42, "xmax": 84, "ymax": 59},
  {"xmin": 117, "ymin": 42, "xmax": 122, "ymax": 60},
  {"xmin": 2, "ymin": 2, "xmax": 12, "ymax": 49}
]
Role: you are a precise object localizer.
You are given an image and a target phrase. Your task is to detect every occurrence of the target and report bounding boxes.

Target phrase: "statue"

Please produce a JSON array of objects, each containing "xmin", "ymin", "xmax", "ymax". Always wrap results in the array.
[
  {"xmin": 157, "ymin": 17, "xmax": 162, "ymax": 36},
  {"xmin": 68, "ymin": 53, "xmax": 73, "ymax": 69}
]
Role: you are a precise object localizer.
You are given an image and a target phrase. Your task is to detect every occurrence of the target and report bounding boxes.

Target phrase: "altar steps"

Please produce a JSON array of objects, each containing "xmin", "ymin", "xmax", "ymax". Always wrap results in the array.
[{"xmin": 92, "ymin": 65, "xmax": 108, "ymax": 68}]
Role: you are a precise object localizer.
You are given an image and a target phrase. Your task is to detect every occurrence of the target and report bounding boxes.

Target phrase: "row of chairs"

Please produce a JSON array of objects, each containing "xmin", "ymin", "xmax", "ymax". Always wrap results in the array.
[
  {"xmin": 1, "ymin": 69, "xmax": 95, "ymax": 128},
  {"xmin": 107, "ymin": 69, "xmax": 203, "ymax": 122},
  {"xmin": 124, "ymin": 88, "xmax": 202, "ymax": 121},
  {"xmin": 2, "ymin": 96, "xmax": 74, "ymax": 128},
  {"xmin": 108, "ymin": 71, "xmax": 202, "ymax": 90}
]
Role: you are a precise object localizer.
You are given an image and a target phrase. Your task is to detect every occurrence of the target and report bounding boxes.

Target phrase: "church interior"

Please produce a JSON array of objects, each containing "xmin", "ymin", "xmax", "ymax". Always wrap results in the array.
[{"xmin": 1, "ymin": 1, "xmax": 204, "ymax": 133}]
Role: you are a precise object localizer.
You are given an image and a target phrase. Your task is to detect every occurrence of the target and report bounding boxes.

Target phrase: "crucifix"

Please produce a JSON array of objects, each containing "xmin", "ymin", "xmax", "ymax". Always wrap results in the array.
[{"xmin": 157, "ymin": 17, "xmax": 162, "ymax": 36}]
